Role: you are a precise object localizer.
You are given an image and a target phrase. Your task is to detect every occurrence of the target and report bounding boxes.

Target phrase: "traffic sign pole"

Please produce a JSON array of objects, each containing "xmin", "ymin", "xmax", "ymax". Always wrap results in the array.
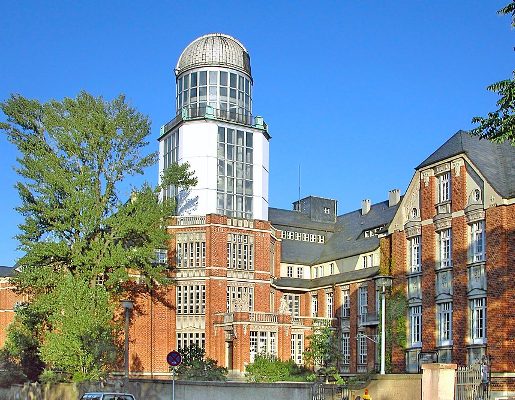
[{"xmin": 166, "ymin": 351, "xmax": 182, "ymax": 400}]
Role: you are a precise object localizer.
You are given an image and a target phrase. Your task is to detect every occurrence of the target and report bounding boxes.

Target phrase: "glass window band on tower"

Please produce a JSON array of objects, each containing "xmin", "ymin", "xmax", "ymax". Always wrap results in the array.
[
  {"xmin": 163, "ymin": 129, "xmax": 179, "ymax": 202},
  {"xmin": 217, "ymin": 126, "xmax": 253, "ymax": 219},
  {"xmin": 176, "ymin": 68, "xmax": 252, "ymax": 118}
]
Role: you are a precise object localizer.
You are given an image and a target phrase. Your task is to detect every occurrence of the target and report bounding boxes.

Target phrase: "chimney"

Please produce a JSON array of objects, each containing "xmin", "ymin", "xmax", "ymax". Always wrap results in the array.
[
  {"xmin": 361, "ymin": 199, "xmax": 371, "ymax": 215},
  {"xmin": 389, "ymin": 189, "xmax": 400, "ymax": 207}
]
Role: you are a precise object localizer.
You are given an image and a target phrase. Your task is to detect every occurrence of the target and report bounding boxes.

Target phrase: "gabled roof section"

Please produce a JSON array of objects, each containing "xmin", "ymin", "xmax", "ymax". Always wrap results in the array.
[
  {"xmin": 417, "ymin": 130, "xmax": 515, "ymax": 198},
  {"xmin": 0, "ymin": 266, "xmax": 15, "ymax": 277}
]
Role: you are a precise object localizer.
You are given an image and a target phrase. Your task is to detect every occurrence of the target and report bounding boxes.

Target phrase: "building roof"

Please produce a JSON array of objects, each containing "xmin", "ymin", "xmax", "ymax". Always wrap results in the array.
[
  {"xmin": 273, "ymin": 266, "xmax": 380, "ymax": 291},
  {"xmin": 175, "ymin": 33, "xmax": 252, "ymax": 77},
  {"xmin": 417, "ymin": 130, "xmax": 515, "ymax": 198},
  {"xmin": 269, "ymin": 199, "xmax": 399, "ymax": 266},
  {"xmin": 0, "ymin": 266, "xmax": 15, "ymax": 277}
]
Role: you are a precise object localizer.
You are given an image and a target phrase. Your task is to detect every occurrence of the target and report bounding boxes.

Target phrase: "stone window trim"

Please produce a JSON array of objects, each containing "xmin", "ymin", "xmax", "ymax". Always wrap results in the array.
[
  {"xmin": 465, "ymin": 208, "xmax": 485, "ymax": 224},
  {"xmin": 404, "ymin": 222, "xmax": 421, "ymax": 239}
]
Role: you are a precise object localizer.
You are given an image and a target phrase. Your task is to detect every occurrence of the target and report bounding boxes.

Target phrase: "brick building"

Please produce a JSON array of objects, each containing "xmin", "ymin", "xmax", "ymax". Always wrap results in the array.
[
  {"xmin": 0, "ymin": 34, "xmax": 513, "ymax": 387},
  {"xmin": 386, "ymin": 131, "xmax": 514, "ymax": 382}
]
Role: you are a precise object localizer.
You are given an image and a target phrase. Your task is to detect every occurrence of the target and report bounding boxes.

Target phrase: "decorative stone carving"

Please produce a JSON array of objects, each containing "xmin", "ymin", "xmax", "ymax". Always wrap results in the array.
[
  {"xmin": 421, "ymin": 170, "xmax": 433, "ymax": 187},
  {"xmin": 435, "ymin": 163, "xmax": 450, "ymax": 175},
  {"xmin": 451, "ymin": 159, "xmax": 464, "ymax": 176},
  {"xmin": 405, "ymin": 223, "xmax": 422, "ymax": 238},
  {"xmin": 434, "ymin": 216, "xmax": 452, "ymax": 231},
  {"xmin": 279, "ymin": 297, "xmax": 290, "ymax": 314},
  {"xmin": 465, "ymin": 208, "xmax": 485, "ymax": 224}
]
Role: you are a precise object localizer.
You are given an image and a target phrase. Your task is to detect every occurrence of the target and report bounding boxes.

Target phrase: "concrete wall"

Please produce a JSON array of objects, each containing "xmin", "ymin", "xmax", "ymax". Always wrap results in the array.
[{"xmin": 0, "ymin": 375, "xmax": 422, "ymax": 400}]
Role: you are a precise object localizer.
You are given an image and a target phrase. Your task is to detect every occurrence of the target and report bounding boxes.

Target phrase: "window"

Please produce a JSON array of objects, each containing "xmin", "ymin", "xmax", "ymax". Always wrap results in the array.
[
  {"xmin": 154, "ymin": 248, "xmax": 168, "ymax": 265},
  {"xmin": 250, "ymin": 331, "xmax": 276, "ymax": 362},
  {"xmin": 314, "ymin": 267, "xmax": 318, "ymax": 278},
  {"xmin": 287, "ymin": 265, "xmax": 293, "ymax": 278},
  {"xmin": 409, "ymin": 305, "xmax": 422, "ymax": 347},
  {"xmin": 363, "ymin": 254, "xmax": 374, "ymax": 269},
  {"xmin": 438, "ymin": 172, "xmax": 451, "ymax": 203},
  {"xmin": 358, "ymin": 334, "xmax": 367, "ymax": 365},
  {"xmin": 411, "ymin": 208, "xmax": 419, "ymax": 219},
  {"xmin": 358, "ymin": 286, "xmax": 368, "ymax": 323},
  {"xmin": 311, "ymin": 295, "xmax": 318, "ymax": 317},
  {"xmin": 470, "ymin": 221, "xmax": 485, "ymax": 262},
  {"xmin": 283, "ymin": 294, "xmax": 300, "ymax": 316},
  {"xmin": 471, "ymin": 298, "xmax": 486, "ymax": 343},
  {"xmin": 326, "ymin": 292, "xmax": 334, "ymax": 317},
  {"xmin": 409, "ymin": 236, "xmax": 421, "ymax": 273},
  {"xmin": 342, "ymin": 332, "xmax": 350, "ymax": 365},
  {"xmin": 473, "ymin": 189, "xmax": 481, "ymax": 202},
  {"xmin": 438, "ymin": 302, "xmax": 453, "ymax": 346},
  {"xmin": 176, "ymin": 233, "xmax": 206, "ymax": 268},
  {"xmin": 341, "ymin": 288, "xmax": 350, "ymax": 318},
  {"xmin": 438, "ymin": 229, "xmax": 452, "ymax": 268},
  {"xmin": 323, "ymin": 207, "xmax": 330, "ymax": 214},
  {"xmin": 227, "ymin": 285, "xmax": 254, "ymax": 312},
  {"xmin": 177, "ymin": 332, "xmax": 205, "ymax": 350},
  {"xmin": 227, "ymin": 233, "xmax": 254, "ymax": 270},
  {"xmin": 162, "ymin": 130, "xmax": 179, "ymax": 202},
  {"xmin": 176, "ymin": 285, "xmax": 206, "ymax": 314},
  {"xmin": 330, "ymin": 263, "xmax": 335, "ymax": 275},
  {"xmin": 296, "ymin": 266, "xmax": 303, "ymax": 279},
  {"xmin": 217, "ymin": 127, "xmax": 253, "ymax": 219},
  {"xmin": 291, "ymin": 333, "xmax": 304, "ymax": 364}
]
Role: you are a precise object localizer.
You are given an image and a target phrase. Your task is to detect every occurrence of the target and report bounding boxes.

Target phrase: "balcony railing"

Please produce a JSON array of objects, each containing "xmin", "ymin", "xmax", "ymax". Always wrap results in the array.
[
  {"xmin": 175, "ymin": 215, "xmax": 206, "ymax": 226},
  {"xmin": 249, "ymin": 312, "xmax": 278, "ymax": 323},
  {"xmin": 164, "ymin": 105, "xmax": 268, "ymax": 132}
]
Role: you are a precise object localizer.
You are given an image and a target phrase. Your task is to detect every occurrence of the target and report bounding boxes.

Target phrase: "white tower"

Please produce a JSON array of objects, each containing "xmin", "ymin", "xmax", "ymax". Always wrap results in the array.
[{"xmin": 159, "ymin": 33, "xmax": 270, "ymax": 220}]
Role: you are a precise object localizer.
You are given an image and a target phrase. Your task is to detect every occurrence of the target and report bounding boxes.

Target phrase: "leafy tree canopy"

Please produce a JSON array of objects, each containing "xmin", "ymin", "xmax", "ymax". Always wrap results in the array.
[
  {"xmin": 0, "ymin": 91, "xmax": 197, "ymax": 382},
  {"xmin": 471, "ymin": 2, "xmax": 515, "ymax": 145}
]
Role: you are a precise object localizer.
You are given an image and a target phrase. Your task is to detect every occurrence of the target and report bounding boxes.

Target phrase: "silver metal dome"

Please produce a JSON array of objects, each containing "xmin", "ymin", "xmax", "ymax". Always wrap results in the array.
[{"xmin": 175, "ymin": 33, "xmax": 251, "ymax": 77}]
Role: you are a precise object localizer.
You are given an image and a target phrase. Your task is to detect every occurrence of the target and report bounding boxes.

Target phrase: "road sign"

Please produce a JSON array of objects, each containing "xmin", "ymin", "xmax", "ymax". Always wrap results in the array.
[{"xmin": 167, "ymin": 350, "xmax": 182, "ymax": 367}]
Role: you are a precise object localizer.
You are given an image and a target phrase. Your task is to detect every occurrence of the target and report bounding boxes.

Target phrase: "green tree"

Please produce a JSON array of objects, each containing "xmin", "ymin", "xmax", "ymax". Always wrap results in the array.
[
  {"xmin": 175, "ymin": 344, "xmax": 227, "ymax": 381},
  {"xmin": 303, "ymin": 326, "xmax": 341, "ymax": 381},
  {"xmin": 0, "ymin": 91, "xmax": 197, "ymax": 381},
  {"xmin": 471, "ymin": 2, "xmax": 515, "ymax": 145}
]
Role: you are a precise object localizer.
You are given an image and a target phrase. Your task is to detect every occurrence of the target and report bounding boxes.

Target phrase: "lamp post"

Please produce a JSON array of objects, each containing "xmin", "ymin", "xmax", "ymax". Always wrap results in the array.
[
  {"xmin": 121, "ymin": 299, "xmax": 134, "ymax": 382},
  {"xmin": 375, "ymin": 275, "xmax": 393, "ymax": 375}
]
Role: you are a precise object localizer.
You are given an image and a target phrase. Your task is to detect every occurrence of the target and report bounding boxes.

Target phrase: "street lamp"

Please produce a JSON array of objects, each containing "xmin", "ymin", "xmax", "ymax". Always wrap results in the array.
[
  {"xmin": 375, "ymin": 275, "xmax": 393, "ymax": 375},
  {"xmin": 121, "ymin": 299, "xmax": 134, "ymax": 382}
]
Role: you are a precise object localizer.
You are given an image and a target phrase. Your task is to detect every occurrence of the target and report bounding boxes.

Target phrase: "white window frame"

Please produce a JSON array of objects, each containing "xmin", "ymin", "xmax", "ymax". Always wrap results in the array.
[
  {"xmin": 439, "ymin": 229, "xmax": 452, "ymax": 268},
  {"xmin": 358, "ymin": 334, "xmax": 367, "ymax": 365},
  {"xmin": 284, "ymin": 294, "xmax": 300, "ymax": 317},
  {"xmin": 358, "ymin": 286, "xmax": 368, "ymax": 323},
  {"xmin": 311, "ymin": 295, "xmax": 318, "ymax": 317},
  {"xmin": 287, "ymin": 265, "xmax": 293, "ymax": 278},
  {"xmin": 471, "ymin": 298, "xmax": 486, "ymax": 344},
  {"xmin": 410, "ymin": 305, "xmax": 422, "ymax": 347},
  {"xmin": 409, "ymin": 236, "xmax": 421, "ymax": 273},
  {"xmin": 291, "ymin": 333, "xmax": 304, "ymax": 365},
  {"xmin": 470, "ymin": 221, "xmax": 485, "ymax": 262},
  {"xmin": 342, "ymin": 288, "xmax": 350, "ymax": 318},
  {"xmin": 438, "ymin": 302, "xmax": 453, "ymax": 346},
  {"xmin": 250, "ymin": 331, "xmax": 277, "ymax": 362},
  {"xmin": 438, "ymin": 172, "xmax": 451, "ymax": 203},
  {"xmin": 326, "ymin": 292, "xmax": 334, "ymax": 317},
  {"xmin": 342, "ymin": 332, "xmax": 350, "ymax": 365},
  {"xmin": 296, "ymin": 266, "xmax": 303, "ymax": 279}
]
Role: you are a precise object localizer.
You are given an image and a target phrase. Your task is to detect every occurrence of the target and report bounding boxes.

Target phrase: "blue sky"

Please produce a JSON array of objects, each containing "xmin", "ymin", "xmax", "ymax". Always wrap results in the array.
[{"xmin": 0, "ymin": 1, "xmax": 512, "ymax": 267}]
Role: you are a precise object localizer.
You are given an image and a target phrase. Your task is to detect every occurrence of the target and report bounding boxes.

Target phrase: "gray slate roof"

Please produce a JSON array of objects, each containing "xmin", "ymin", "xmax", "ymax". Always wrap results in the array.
[
  {"xmin": 0, "ymin": 266, "xmax": 15, "ymax": 277},
  {"xmin": 273, "ymin": 267, "xmax": 380, "ymax": 291},
  {"xmin": 269, "ymin": 199, "xmax": 399, "ymax": 266},
  {"xmin": 417, "ymin": 130, "xmax": 515, "ymax": 198}
]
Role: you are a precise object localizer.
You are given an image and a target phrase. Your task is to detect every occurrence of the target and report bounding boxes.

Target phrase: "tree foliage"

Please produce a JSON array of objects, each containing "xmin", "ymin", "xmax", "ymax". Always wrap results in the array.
[
  {"xmin": 471, "ymin": 2, "xmax": 515, "ymax": 145},
  {"xmin": 175, "ymin": 344, "xmax": 227, "ymax": 381},
  {"xmin": 303, "ymin": 326, "xmax": 341, "ymax": 380},
  {"xmin": 245, "ymin": 354, "xmax": 309, "ymax": 383},
  {"xmin": 0, "ymin": 91, "xmax": 197, "ymax": 382}
]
